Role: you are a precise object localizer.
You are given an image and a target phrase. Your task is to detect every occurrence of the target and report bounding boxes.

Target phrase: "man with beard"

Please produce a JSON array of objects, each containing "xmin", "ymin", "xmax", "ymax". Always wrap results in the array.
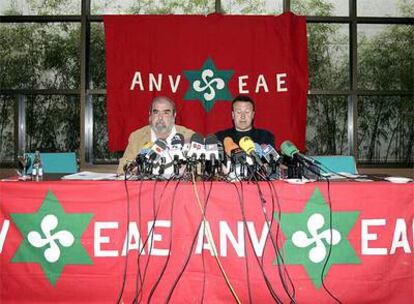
[{"xmin": 117, "ymin": 96, "xmax": 194, "ymax": 174}]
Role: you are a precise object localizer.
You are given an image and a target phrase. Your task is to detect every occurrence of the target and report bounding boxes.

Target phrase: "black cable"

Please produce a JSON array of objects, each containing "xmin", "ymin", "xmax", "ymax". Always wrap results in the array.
[
  {"xmin": 265, "ymin": 179, "xmax": 297, "ymax": 302},
  {"xmin": 232, "ymin": 181, "xmax": 283, "ymax": 304},
  {"xmin": 200, "ymin": 179, "xmax": 212, "ymax": 304},
  {"xmin": 135, "ymin": 178, "xmax": 172, "ymax": 302},
  {"xmin": 147, "ymin": 178, "xmax": 181, "ymax": 302},
  {"xmin": 116, "ymin": 174, "xmax": 132, "ymax": 304},
  {"xmin": 320, "ymin": 177, "xmax": 343, "ymax": 304},
  {"xmin": 133, "ymin": 179, "xmax": 145, "ymax": 304},
  {"xmin": 230, "ymin": 181, "xmax": 254, "ymax": 304},
  {"xmin": 250, "ymin": 178, "xmax": 297, "ymax": 303},
  {"xmin": 165, "ymin": 179, "xmax": 218, "ymax": 303}
]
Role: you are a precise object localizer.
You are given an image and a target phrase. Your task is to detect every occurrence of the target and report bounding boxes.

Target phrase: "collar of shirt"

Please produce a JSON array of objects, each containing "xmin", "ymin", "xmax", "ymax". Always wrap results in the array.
[{"xmin": 150, "ymin": 126, "xmax": 177, "ymax": 147}]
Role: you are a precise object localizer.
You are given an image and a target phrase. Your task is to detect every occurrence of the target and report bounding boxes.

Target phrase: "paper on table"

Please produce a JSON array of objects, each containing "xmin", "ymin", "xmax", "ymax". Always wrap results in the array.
[{"xmin": 61, "ymin": 171, "xmax": 118, "ymax": 180}]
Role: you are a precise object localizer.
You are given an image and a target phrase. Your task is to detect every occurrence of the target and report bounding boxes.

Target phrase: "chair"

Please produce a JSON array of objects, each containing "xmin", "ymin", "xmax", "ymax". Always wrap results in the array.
[
  {"xmin": 26, "ymin": 152, "xmax": 78, "ymax": 174},
  {"xmin": 310, "ymin": 155, "xmax": 358, "ymax": 175}
]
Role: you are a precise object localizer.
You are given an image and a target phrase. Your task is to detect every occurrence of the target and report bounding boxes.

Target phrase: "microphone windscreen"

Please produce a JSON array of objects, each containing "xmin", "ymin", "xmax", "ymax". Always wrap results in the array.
[
  {"xmin": 154, "ymin": 138, "xmax": 168, "ymax": 149},
  {"xmin": 205, "ymin": 134, "xmax": 219, "ymax": 145},
  {"xmin": 171, "ymin": 133, "xmax": 184, "ymax": 146},
  {"xmin": 239, "ymin": 136, "xmax": 255, "ymax": 155},
  {"xmin": 280, "ymin": 140, "xmax": 299, "ymax": 158},
  {"xmin": 143, "ymin": 141, "xmax": 153, "ymax": 149},
  {"xmin": 254, "ymin": 143, "xmax": 263, "ymax": 158},
  {"xmin": 223, "ymin": 137, "xmax": 239, "ymax": 156},
  {"xmin": 190, "ymin": 133, "xmax": 204, "ymax": 145},
  {"xmin": 139, "ymin": 148, "xmax": 151, "ymax": 156}
]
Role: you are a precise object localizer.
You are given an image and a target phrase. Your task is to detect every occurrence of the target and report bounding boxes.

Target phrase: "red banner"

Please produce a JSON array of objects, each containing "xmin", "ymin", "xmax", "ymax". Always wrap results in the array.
[
  {"xmin": 104, "ymin": 13, "xmax": 308, "ymax": 152},
  {"xmin": 1, "ymin": 181, "xmax": 413, "ymax": 303}
]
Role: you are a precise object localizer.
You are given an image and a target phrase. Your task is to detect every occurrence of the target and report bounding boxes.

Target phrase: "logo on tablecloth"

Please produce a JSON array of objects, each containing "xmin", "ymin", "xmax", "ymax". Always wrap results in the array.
[
  {"xmin": 10, "ymin": 190, "xmax": 93, "ymax": 285},
  {"xmin": 183, "ymin": 57, "xmax": 234, "ymax": 112},
  {"xmin": 275, "ymin": 188, "xmax": 360, "ymax": 288}
]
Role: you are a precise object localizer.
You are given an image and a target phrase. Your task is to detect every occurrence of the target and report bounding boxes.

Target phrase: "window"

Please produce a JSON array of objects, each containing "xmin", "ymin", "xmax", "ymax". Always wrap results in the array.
[{"xmin": 1, "ymin": 0, "xmax": 413, "ymax": 167}]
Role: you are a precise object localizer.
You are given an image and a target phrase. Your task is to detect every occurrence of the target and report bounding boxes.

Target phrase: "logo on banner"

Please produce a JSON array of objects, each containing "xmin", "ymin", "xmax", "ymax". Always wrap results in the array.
[
  {"xmin": 184, "ymin": 57, "xmax": 234, "ymax": 112},
  {"xmin": 10, "ymin": 190, "xmax": 93, "ymax": 285},
  {"xmin": 276, "ymin": 188, "xmax": 360, "ymax": 288}
]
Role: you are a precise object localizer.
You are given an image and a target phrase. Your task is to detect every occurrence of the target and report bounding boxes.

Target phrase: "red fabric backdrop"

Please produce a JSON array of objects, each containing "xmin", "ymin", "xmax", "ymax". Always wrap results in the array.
[{"xmin": 104, "ymin": 13, "xmax": 308, "ymax": 152}]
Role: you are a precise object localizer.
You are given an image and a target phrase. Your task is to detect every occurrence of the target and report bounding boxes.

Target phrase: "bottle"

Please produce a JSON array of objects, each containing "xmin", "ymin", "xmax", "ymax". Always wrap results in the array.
[{"xmin": 32, "ymin": 151, "xmax": 43, "ymax": 181}]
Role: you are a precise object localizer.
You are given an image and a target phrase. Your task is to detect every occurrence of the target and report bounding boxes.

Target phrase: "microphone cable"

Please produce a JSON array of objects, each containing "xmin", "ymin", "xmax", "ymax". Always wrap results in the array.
[
  {"xmin": 133, "ymin": 177, "xmax": 173, "ymax": 303},
  {"xmin": 319, "ymin": 177, "xmax": 343, "ymax": 304},
  {"xmin": 232, "ymin": 180, "xmax": 284, "ymax": 303},
  {"xmin": 263, "ymin": 178, "xmax": 297, "ymax": 302},
  {"xmin": 133, "ymin": 179, "xmax": 145, "ymax": 304},
  {"xmin": 200, "ymin": 179, "xmax": 213, "ymax": 304},
  {"xmin": 164, "ymin": 177, "xmax": 214, "ymax": 302},
  {"xmin": 190, "ymin": 173, "xmax": 241, "ymax": 304},
  {"xmin": 147, "ymin": 178, "xmax": 182, "ymax": 302},
  {"xmin": 283, "ymin": 157, "xmax": 343, "ymax": 302},
  {"xmin": 229, "ymin": 180, "xmax": 255, "ymax": 304},
  {"xmin": 251, "ymin": 177, "xmax": 297, "ymax": 303},
  {"xmin": 116, "ymin": 173, "xmax": 133, "ymax": 304}
]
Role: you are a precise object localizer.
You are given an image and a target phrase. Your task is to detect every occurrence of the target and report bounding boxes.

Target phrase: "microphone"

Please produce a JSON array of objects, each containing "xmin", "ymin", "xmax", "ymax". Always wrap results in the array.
[
  {"xmin": 262, "ymin": 144, "xmax": 280, "ymax": 164},
  {"xmin": 124, "ymin": 142, "xmax": 154, "ymax": 174},
  {"xmin": 223, "ymin": 137, "xmax": 242, "ymax": 157},
  {"xmin": 239, "ymin": 136, "xmax": 263, "ymax": 166},
  {"xmin": 135, "ymin": 146, "xmax": 152, "ymax": 174},
  {"xmin": 223, "ymin": 137, "xmax": 247, "ymax": 177},
  {"xmin": 254, "ymin": 143, "xmax": 263, "ymax": 158},
  {"xmin": 169, "ymin": 133, "xmax": 185, "ymax": 160},
  {"xmin": 169, "ymin": 133, "xmax": 185, "ymax": 176},
  {"xmin": 280, "ymin": 140, "xmax": 320, "ymax": 166},
  {"xmin": 261, "ymin": 144, "xmax": 280, "ymax": 175},
  {"xmin": 146, "ymin": 138, "xmax": 168, "ymax": 164},
  {"xmin": 205, "ymin": 134, "xmax": 220, "ymax": 175},
  {"xmin": 205, "ymin": 134, "xmax": 219, "ymax": 162},
  {"xmin": 187, "ymin": 133, "xmax": 205, "ymax": 161}
]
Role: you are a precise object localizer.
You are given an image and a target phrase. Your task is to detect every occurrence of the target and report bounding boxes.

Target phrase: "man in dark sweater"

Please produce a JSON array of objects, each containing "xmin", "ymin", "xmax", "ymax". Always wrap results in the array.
[{"xmin": 215, "ymin": 95, "xmax": 275, "ymax": 147}]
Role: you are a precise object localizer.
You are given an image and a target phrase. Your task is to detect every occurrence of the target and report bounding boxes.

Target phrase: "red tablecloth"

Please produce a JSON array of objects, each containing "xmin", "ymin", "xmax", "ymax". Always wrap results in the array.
[{"xmin": 1, "ymin": 180, "xmax": 413, "ymax": 303}]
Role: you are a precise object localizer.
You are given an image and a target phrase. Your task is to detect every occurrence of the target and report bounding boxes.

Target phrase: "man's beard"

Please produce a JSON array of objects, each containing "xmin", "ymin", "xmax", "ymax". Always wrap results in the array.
[{"xmin": 154, "ymin": 121, "xmax": 171, "ymax": 135}]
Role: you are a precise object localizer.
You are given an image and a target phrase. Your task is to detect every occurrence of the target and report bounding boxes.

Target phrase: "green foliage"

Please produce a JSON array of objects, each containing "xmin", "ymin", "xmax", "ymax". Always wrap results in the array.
[
  {"xmin": 292, "ymin": 0, "xmax": 333, "ymax": 16},
  {"xmin": 358, "ymin": 23, "xmax": 414, "ymax": 163},
  {"xmin": 25, "ymin": 95, "xmax": 80, "ymax": 153},
  {"xmin": 306, "ymin": 96, "xmax": 348, "ymax": 155},
  {"xmin": 222, "ymin": 0, "xmax": 267, "ymax": 14},
  {"xmin": 0, "ymin": 96, "xmax": 15, "ymax": 162}
]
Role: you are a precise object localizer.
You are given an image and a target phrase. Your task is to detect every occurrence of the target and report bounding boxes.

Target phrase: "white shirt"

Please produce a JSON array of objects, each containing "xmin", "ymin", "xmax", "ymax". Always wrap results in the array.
[{"xmin": 150, "ymin": 126, "xmax": 177, "ymax": 148}]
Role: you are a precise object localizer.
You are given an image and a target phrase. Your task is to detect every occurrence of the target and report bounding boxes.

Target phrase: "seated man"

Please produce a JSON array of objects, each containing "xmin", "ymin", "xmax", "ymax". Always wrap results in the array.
[
  {"xmin": 215, "ymin": 95, "xmax": 275, "ymax": 148},
  {"xmin": 117, "ymin": 96, "xmax": 194, "ymax": 174}
]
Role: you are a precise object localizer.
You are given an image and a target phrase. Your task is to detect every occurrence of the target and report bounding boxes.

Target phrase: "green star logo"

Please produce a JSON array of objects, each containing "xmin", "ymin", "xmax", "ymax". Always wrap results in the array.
[
  {"xmin": 275, "ymin": 188, "xmax": 360, "ymax": 288},
  {"xmin": 184, "ymin": 57, "xmax": 233, "ymax": 112},
  {"xmin": 11, "ymin": 190, "xmax": 93, "ymax": 285}
]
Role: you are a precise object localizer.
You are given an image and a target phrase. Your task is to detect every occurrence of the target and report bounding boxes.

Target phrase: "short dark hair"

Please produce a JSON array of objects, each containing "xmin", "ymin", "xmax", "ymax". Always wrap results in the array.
[{"xmin": 231, "ymin": 95, "xmax": 255, "ymax": 111}]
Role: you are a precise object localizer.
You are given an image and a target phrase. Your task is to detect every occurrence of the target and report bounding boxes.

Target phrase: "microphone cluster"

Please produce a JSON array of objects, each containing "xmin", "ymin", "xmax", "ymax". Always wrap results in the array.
[{"xmin": 124, "ymin": 134, "xmax": 321, "ymax": 181}]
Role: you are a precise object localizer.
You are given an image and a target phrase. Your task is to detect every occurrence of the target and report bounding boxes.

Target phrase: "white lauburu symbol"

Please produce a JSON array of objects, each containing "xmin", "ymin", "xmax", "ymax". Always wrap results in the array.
[
  {"xmin": 291, "ymin": 213, "xmax": 341, "ymax": 263},
  {"xmin": 27, "ymin": 214, "xmax": 75, "ymax": 263},
  {"xmin": 193, "ymin": 69, "xmax": 225, "ymax": 101}
]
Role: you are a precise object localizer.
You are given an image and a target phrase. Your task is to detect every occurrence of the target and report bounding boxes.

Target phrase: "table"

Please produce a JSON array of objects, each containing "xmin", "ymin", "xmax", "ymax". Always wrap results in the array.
[{"xmin": 1, "ymin": 180, "xmax": 413, "ymax": 303}]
